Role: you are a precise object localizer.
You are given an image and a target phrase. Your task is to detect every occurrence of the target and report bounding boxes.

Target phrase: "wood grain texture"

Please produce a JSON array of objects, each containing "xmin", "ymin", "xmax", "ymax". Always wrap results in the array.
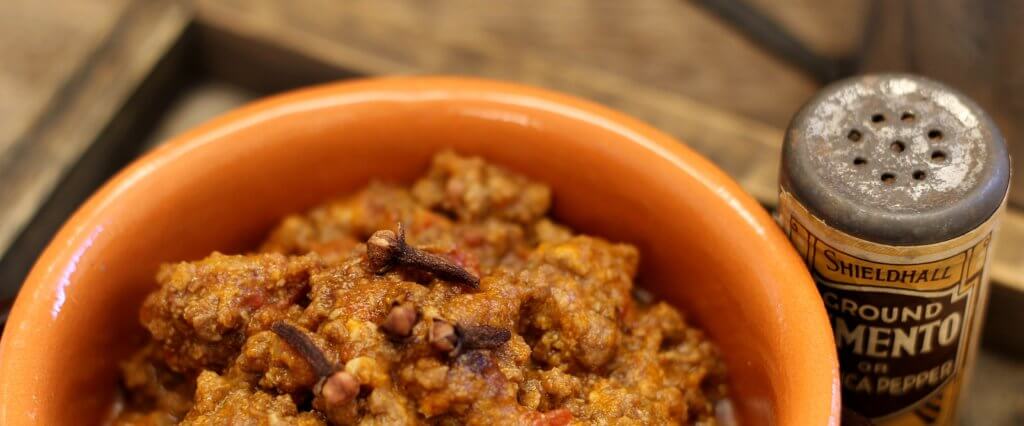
[
  {"xmin": 858, "ymin": 0, "xmax": 1024, "ymax": 207},
  {"xmin": 197, "ymin": 0, "xmax": 817, "ymax": 127},
  {"xmin": 0, "ymin": 0, "xmax": 191, "ymax": 260},
  {"xmin": 747, "ymin": 0, "xmax": 870, "ymax": 59},
  {"xmin": 0, "ymin": 0, "xmax": 133, "ymax": 156},
  {"xmin": 962, "ymin": 350, "xmax": 1024, "ymax": 425},
  {"xmin": 143, "ymin": 82, "xmax": 255, "ymax": 150},
  {"xmin": 195, "ymin": 0, "xmax": 790, "ymax": 204}
]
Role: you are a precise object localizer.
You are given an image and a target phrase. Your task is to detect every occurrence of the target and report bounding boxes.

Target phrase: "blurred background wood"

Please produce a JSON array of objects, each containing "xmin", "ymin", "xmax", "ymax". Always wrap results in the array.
[
  {"xmin": 0, "ymin": 0, "xmax": 133, "ymax": 157},
  {"xmin": 0, "ymin": 0, "xmax": 190, "ymax": 308},
  {"xmin": 0, "ymin": 0, "xmax": 1020, "ymax": 422},
  {"xmin": 0, "ymin": 0, "xmax": 134, "ymax": 265},
  {"xmin": 858, "ymin": 0, "xmax": 1024, "ymax": 207},
  {"xmin": 196, "ymin": 0, "xmax": 820, "ymax": 124}
]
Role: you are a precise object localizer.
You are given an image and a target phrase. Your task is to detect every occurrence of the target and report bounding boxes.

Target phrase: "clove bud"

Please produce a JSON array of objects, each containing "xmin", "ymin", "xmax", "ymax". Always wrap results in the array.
[
  {"xmin": 270, "ymin": 321, "xmax": 334, "ymax": 377},
  {"xmin": 271, "ymin": 321, "xmax": 361, "ymax": 408},
  {"xmin": 318, "ymin": 371, "xmax": 360, "ymax": 407},
  {"xmin": 429, "ymin": 320, "xmax": 459, "ymax": 354},
  {"xmin": 429, "ymin": 319, "xmax": 511, "ymax": 356},
  {"xmin": 366, "ymin": 223, "xmax": 479, "ymax": 288},
  {"xmin": 381, "ymin": 301, "xmax": 418, "ymax": 338},
  {"xmin": 458, "ymin": 324, "xmax": 512, "ymax": 351}
]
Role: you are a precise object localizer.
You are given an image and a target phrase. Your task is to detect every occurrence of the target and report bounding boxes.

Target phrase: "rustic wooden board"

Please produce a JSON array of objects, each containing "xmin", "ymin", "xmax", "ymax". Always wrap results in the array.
[
  {"xmin": 0, "ymin": 0, "xmax": 134, "ymax": 256},
  {"xmin": 195, "ymin": 0, "xmax": 788, "ymax": 204},
  {"xmin": 196, "ymin": 0, "xmax": 818, "ymax": 127},
  {"xmin": 747, "ymin": 0, "xmax": 870, "ymax": 59},
  {"xmin": 0, "ymin": 0, "xmax": 134, "ymax": 157},
  {"xmin": 859, "ymin": 0, "xmax": 1024, "ymax": 207},
  {"xmin": 0, "ymin": 0, "xmax": 192, "ymax": 265},
  {"xmin": 962, "ymin": 350, "xmax": 1024, "ymax": 424}
]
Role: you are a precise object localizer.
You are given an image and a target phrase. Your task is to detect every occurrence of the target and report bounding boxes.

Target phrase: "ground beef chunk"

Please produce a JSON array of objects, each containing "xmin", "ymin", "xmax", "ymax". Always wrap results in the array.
[
  {"xmin": 181, "ymin": 371, "xmax": 324, "ymax": 425},
  {"xmin": 139, "ymin": 253, "xmax": 321, "ymax": 373},
  {"xmin": 412, "ymin": 150, "xmax": 551, "ymax": 224}
]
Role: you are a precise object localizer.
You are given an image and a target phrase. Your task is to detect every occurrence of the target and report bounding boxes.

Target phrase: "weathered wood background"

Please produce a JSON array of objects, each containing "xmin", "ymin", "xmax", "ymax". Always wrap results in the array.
[{"xmin": 0, "ymin": 1, "xmax": 1021, "ymax": 422}]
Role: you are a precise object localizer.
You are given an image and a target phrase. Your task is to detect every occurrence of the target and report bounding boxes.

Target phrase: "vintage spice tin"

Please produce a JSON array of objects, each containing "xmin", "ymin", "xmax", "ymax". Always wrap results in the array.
[{"xmin": 778, "ymin": 74, "xmax": 1010, "ymax": 425}]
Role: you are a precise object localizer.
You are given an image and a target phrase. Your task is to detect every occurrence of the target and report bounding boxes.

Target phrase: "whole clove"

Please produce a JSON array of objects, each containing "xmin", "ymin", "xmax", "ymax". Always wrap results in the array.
[
  {"xmin": 458, "ymin": 324, "xmax": 512, "ymax": 351},
  {"xmin": 429, "ymin": 320, "xmax": 459, "ymax": 354},
  {"xmin": 366, "ymin": 223, "xmax": 480, "ymax": 288},
  {"xmin": 271, "ymin": 321, "xmax": 360, "ymax": 407},
  {"xmin": 429, "ymin": 319, "xmax": 511, "ymax": 356},
  {"xmin": 319, "ymin": 370, "xmax": 360, "ymax": 407},
  {"xmin": 270, "ymin": 321, "xmax": 335, "ymax": 377},
  {"xmin": 381, "ymin": 301, "xmax": 418, "ymax": 338}
]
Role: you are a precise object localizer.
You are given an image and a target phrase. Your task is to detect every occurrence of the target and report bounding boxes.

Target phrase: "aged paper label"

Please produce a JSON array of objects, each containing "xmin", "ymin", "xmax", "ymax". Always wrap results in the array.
[{"xmin": 779, "ymin": 190, "xmax": 998, "ymax": 426}]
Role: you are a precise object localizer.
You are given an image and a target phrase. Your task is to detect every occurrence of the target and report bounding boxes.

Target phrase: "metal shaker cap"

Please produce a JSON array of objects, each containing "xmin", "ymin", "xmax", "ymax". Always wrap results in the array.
[{"xmin": 782, "ymin": 74, "xmax": 1010, "ymax": 245}]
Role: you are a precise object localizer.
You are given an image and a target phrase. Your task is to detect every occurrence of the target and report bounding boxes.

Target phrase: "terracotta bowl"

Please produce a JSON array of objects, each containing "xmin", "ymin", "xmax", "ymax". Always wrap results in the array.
[{"xmin": 0, "ymin": 77, "xmax": 839, "ymax": 424}]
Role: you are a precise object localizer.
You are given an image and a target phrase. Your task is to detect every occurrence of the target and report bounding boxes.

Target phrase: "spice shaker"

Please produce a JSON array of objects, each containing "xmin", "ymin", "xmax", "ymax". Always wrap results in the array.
[{"xmin": 778, "ymin": 74, "xmax": 1010, "ymax": 425}]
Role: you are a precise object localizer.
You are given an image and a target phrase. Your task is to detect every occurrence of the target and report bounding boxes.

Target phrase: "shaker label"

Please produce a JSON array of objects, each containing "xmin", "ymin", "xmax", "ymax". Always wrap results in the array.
[
  {"xmin": 814, "ymin": 244, "xmax": 965, "ymax": 291},
  {"xmin": 780, "ymin": 190, "xmax": 996, "ymax": 425}
]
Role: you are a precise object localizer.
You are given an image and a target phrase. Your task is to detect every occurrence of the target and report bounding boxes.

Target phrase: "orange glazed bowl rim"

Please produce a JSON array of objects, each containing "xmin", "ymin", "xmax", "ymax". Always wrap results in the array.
[{"xmin": 0, "ymin": 76, "xmax": 840, "ymax": 425}]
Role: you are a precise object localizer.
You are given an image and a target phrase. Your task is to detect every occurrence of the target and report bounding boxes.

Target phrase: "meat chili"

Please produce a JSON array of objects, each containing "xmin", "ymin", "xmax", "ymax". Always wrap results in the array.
[{"xmin": 113, "ymin": 151, "xmax": 729, "ymax": 425}]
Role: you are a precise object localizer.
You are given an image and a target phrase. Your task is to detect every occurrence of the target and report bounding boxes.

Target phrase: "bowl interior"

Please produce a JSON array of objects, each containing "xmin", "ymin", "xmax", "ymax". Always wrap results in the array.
[{"xmin": 0, "ymin": 78, "xmax": 837, "ymax": 425}]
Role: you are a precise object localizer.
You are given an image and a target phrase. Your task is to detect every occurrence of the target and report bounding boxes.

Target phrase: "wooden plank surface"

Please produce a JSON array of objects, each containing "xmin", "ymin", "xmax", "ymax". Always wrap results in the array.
[
  {"xmin": 0, "ymin": 0, "xmax": 191, "ymax": 260},
  {"xmin": 858, "ymin": 0, "xmax": 1024, "ymax": 207},
  {"xmin": 195, "ymin": 0, "xmax": 790, "ymax": 205},
  {"xmin": 747, "ymin": 0, "xmax": 870, "ymax": 59},
  {"xmin": 962, "ymin": 350, "xmax": 1024, "ymax": 424},
  {"xmin": 197, "ymin": 0, "xmax": 818, "ymax": 127},
  {"xmin": 0, "ymin": 0, "xmax": 133, "ymax": 157}
]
